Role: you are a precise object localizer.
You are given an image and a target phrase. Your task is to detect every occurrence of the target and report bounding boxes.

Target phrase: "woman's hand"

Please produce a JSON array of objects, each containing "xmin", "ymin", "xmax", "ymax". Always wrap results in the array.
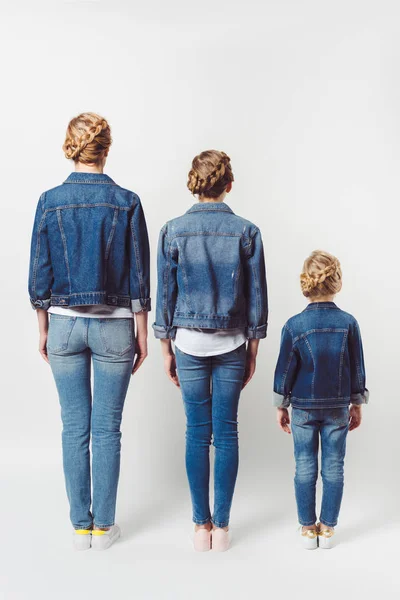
[
  {"xmin": 39, "ymin": 331, "xmax": 49, "ymax": 364},
  {"xmin": 132, "ymin": 312, "xmax": 148, "ymax": 374},
  {"xmin": 37, "ymin": 309, "xmax": 49, "ymax": 364},
  {"xmin": 132, "ymin": 336, "xmax": 148, "ymax": 374},
  {"xmin": 242, "ymin": 339, "xmax": 260, "ymax": 389},
  {"xmin": 349, "ymin": 404, "xmax": 362, "ymax": 431},
  {"xmin": 277, "ymin": 408, "xmax": 291, "ymax": 434},
  {"xmin": 160, "ymin": 339, "xmax": 180, "ymax": 387}
]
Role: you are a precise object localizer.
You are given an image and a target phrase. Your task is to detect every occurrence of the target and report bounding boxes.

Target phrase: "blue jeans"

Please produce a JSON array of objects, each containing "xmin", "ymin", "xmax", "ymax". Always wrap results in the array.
[
  {"xmin": 175, "ymin": 344, "xmax": 246, "ymax": 528},
  {"xmin": 291, "ymin": 407, "xmax": 349, "ymax": 527},
  {"xmin": 47, "ymin": 315, "xmax": 135, "ymax": 529}
]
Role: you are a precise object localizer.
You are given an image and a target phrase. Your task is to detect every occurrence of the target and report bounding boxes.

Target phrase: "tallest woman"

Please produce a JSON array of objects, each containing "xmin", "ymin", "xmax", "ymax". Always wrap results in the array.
[{"xmin": 28, "ymin": 113, "xmax": 150, "ymax": 550}]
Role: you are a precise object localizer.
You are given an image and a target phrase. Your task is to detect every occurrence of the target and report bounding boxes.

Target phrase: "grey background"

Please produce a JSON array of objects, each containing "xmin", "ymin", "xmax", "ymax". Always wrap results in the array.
[{"xmin": 0, "ymin": 1, "xmax": 398, "ymax": 599}]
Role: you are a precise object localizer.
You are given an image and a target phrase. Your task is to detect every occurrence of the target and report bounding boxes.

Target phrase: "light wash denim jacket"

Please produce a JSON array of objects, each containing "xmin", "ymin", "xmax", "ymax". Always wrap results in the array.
[
  {"xmin": 273, "ymin": 302, "xmax": 369, "ymax": 409},
  {"xmin": 153, "ymin": 202, "xmax": 268, "ymax": 340},
  {"xmin": 28, "ymin": 172, "xmax": 151, "ymax": 312}
]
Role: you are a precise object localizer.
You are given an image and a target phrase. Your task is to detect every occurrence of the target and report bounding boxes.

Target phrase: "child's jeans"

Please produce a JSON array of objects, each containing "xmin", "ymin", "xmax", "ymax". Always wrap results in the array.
[{"xmin": 291, "ymin": 407, "xmax": 349, "ymax": 527}]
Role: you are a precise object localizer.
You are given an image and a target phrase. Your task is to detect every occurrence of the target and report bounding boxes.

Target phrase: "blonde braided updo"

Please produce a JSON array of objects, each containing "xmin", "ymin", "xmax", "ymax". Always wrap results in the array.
[
  {"xmin": 300, "ymin": 250, "xmax": 342, "ymax": 298},
  {"xmin": 187, "ymin": 150, "xmax": 234, "ymax": 198},
  {"xmin": 63, "ymin": 112, "xmax": 112, "ymax": 165}
]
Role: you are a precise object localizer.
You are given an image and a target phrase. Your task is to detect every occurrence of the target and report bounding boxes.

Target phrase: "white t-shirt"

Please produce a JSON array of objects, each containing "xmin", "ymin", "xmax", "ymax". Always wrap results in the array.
[
  {"xmin": 174, "ymin": 327, "xmax": 246, "ymax": 357},
  {"xmin": 48, "ymin": 305, "xmax": 134, "ymax": 319}
]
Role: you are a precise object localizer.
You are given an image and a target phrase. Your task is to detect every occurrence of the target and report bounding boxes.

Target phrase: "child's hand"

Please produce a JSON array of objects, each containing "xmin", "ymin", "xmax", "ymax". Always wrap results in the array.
[
  {"xmin": 277, "ymin": 408, "xmax": 291, "ymax": 434},
  {"xmin": 349, "ymin": 404, "xmax": 362, "ymax": 431}
]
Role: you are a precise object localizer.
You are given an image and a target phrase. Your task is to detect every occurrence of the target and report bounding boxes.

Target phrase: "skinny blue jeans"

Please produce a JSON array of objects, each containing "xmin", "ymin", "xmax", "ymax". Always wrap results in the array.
[
  {"xmin": 291, "ymin": 407, "xmax": 349, "ymax": 527},
  {"xmin": 175, "ymin": 344, "xmax": 246, "ymax": 528},
  {"xmin": 48, "ymin": 315, "xmax": 135, "ymax": 529}
]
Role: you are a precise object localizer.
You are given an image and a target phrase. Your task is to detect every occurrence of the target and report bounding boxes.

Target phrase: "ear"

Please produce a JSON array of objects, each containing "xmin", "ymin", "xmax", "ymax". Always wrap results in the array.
[{"xmin": 226, "ymin": 182, "xmax": 233, "ymax": 194}]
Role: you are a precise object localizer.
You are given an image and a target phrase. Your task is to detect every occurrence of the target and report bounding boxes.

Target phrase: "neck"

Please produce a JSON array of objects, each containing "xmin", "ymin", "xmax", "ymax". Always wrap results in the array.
[
  {"xmin": 74, "ymin": 161, "xmax": 104, "ymax": 174},
  {"xmin": 199, "ymin": 191, "xmax": 227, "ymax": 204},
  {"xmin": 309, "ymin": 295, "xmax": 335, "ymax": 303}
]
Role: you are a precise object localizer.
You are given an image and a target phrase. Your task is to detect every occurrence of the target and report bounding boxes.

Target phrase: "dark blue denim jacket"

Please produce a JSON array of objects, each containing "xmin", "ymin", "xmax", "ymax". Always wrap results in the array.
[
  {"xmin": 28, "ymin": 172, "xmax": 151, "ymax": 312},
  {"xmin": 153, "ymin": 202, "xmax": 268, "ymax": 339},
  {"xmin": 273, "ymin": 302, "xmax": 369, "ymax": 409}
]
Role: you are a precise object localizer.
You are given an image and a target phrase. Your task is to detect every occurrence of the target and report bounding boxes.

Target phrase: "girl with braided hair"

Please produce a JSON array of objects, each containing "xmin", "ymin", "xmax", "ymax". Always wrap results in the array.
[
  {"xmin": 28, "ymin": 113, "xmax": 151, "ymax": 550},
  {"xmin": 273, "ymin": 250, "xmax": 368, "ymax": 549},
  {"xmin": 154, "ymin": 150, "xmax": 268, "ymax": 551}
]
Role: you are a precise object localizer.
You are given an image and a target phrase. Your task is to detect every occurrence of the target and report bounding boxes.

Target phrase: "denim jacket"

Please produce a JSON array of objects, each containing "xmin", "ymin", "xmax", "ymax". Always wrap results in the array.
[
  {"xmin": 273, "ymin": 302, "xmax": 369, "ymax": 409},
  {"xmin": 153, "ymin": 202, "xmax": 268, "ymax": 339},
  {"xmin": 28, "ymin": 172, "xmax": 151, "ymax": 312}
]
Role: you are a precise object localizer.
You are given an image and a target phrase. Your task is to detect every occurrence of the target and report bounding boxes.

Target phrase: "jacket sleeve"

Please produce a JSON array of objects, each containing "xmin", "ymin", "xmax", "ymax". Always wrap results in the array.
[
  {"xmin": 348, "ymin": 319, "xmax": 369, "ymax": 404},
  {"xmin": 152, "ymin": 224, "xmax": 178, "ymax": 339},
  {"xmin": 129, "ymin": 196, "xmax": 151, "ymax": 312},
  {"xmin": 243, "ymin": 227, "xmax": 268, "ymax": 339},
  {"xmin": 273, "ymin": 324, "xmax": 299, "ymax": 408},
  {"xmin": 28, "ymin": 194, "xmax": 53, "ymax": 310}
]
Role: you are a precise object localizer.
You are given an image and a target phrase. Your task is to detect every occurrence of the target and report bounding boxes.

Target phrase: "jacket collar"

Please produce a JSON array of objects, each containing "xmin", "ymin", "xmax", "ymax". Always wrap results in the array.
[
  {"xmin": 186, "ymin": 202, "xmax": 234, "ymax": 214},
  {"xmin": 63, "ymin": 172, "xmax": 116, "ymax": 185},
  {"xmin": 305, "ymin": 301, "xmax": 338, "ymax": 311}
]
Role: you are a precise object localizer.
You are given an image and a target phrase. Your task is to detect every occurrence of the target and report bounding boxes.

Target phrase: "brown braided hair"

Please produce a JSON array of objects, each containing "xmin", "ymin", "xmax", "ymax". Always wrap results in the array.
[
  {"xmin": 63, "ymin": 112, "xmax": 112, "ymax": 165},
  {"xmin": 187, "ymin": 150, "xmax": 234, "ymax": 198},
  {"xmin": 300, "ymin": 250, "xmax": 342, "ymax": 298}
]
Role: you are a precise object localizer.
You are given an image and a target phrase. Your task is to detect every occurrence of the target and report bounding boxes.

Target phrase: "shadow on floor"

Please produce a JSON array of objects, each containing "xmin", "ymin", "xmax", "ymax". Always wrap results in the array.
[
  {"xmin": 338, "ymin": 514, "xmax": 398, "ymax": 544},
  {"xmin": 118, "ymin": 499, "xmax": 187, "ymax": 541},
  {"xmin": 230, "ymin": 509, "xmax": 289, "ymax": 545}
]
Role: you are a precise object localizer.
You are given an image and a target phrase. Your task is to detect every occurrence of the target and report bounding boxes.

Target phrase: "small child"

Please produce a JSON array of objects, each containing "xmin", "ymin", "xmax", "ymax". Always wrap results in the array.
[{"xmin": 273, "ymin": 250, "xmax": 368, "ymax": 549}]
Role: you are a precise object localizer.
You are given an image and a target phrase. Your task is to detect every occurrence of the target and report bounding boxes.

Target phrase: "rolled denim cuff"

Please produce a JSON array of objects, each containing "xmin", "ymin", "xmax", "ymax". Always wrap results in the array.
[
  {"xmin": 273, "ymin": 391, "xmax": 291, "ymax": 408},
  {"xmin": 246, "ymin": 324, "xmax": 267, "ymax": 339},
  {"xmin": 131, "ymin": 298, "xmax": 151, "ymax": 313},
  {"xmin": 152, "ymin": 323, "xmax": 177, "ymax": 340},
  {"xmin": 351, "ymin": 389, "xmax": 369, "ymax": 405},
  {"xmin": 30, "ymin": 297, "xmax": 51, "ymax": 311}
]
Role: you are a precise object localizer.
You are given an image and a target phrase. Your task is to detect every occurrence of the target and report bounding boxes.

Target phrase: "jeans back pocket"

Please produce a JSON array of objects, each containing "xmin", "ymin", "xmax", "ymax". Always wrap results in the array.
[
  {"xmin": 291, "ymin": 408, "xmax": 309, "ymax": 426},
  {"xmin": 48, "ymin": 316, "xmax": 77, "ymax": 353},
  {"xmin": 332, "ymin": 407, "xmax": 350, "ymax": 427},
  {"xmin": 99, "ymin": 319, "xmax": 134, "ymax": 356}
]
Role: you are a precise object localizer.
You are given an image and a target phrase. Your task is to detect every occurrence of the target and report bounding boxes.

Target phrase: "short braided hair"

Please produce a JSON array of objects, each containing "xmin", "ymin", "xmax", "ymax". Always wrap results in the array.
[
  {"xmin": 63, "ymin": 112, "xmax": 112, "ymax": 164},
  {"xmin": 187, "ymin": 150, "xmax": 234, "ymax": 198},
  {"xmin": 300, "ymin": 251, "xmax": 342, "ymax": 298}
]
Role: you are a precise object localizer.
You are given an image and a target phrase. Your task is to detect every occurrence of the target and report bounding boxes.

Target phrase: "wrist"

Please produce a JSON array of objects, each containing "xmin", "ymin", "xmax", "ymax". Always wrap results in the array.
[
  {"xmin": 247, "ymin": 339, "xmax": 259, "ymax": 357},
  {"xmin": 160, "ymin": 339, "xmax": 173, "ymax": 357}
]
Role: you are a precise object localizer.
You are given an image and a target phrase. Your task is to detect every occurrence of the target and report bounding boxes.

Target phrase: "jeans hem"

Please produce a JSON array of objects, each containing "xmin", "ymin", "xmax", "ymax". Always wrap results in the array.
[
  {"xmin": 94, "ymin": 522, "xmax": 115, "ymax": 528},
  {"xmin": 211, "ymin": 519, "xmax": 229, "ymax": 528},
  {"xmin": 319, "ymin": 518, "xmax": 337, "ymax": 527},
  {"xmin": 193, "ymin": 517, "xmax": 211, "ymax": 526},
  {"xmin": 73, "ymin": 524, "xmax": 93, "ymax": 530}
]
